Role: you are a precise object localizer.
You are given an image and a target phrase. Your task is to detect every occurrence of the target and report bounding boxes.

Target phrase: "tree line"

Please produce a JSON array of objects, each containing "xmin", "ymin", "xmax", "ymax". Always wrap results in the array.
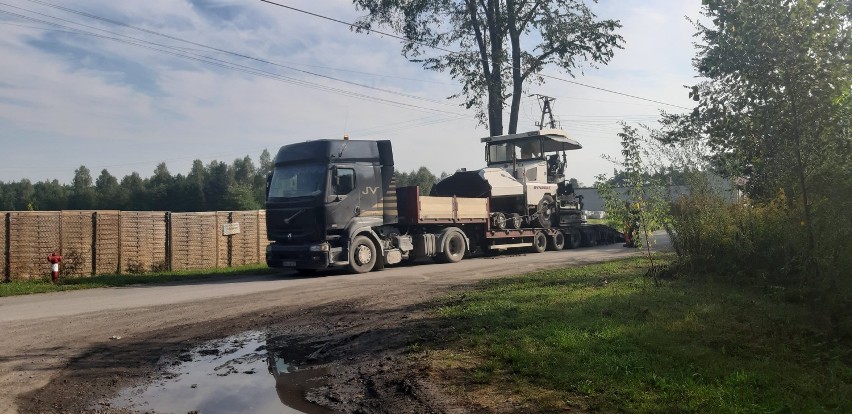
[
  {"xmin": 0, "ymin": 153, "xmax": 453, "ymax": 212},
  {"xmin": 0, "ymin": 151, "xmax": 274, "ymax": 212}
]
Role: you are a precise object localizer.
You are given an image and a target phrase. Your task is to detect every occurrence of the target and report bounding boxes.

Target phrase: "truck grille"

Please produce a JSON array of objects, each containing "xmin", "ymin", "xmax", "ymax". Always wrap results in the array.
[{"xmin": 266, "ymin": 207, "xmax": 322, "ymax": 244}]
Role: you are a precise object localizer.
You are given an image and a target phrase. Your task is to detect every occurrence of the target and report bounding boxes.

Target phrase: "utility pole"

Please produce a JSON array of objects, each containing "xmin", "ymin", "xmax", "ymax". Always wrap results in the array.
[{"xmin": 531, "ymin": 94, "xmax": 558, "ymax": 129}]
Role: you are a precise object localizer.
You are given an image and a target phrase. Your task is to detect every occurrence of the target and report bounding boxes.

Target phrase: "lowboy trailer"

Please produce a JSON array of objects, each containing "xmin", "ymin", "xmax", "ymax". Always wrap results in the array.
[{"xmin": 265, "ymin": 130, "xmax": 623, "ymax": 274}]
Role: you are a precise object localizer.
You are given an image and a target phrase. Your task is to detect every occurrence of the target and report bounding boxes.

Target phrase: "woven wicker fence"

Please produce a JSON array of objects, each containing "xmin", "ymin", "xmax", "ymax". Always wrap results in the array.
[{"xmin": 0, "ymin": 210, "xmax": 269, "ymax": 281}]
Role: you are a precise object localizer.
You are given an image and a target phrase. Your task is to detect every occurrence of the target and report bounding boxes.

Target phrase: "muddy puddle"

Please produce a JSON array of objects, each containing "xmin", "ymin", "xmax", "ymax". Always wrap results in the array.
[{"xmin": 111, "ymin": 331, "xmax": 332, "ymax": 414}]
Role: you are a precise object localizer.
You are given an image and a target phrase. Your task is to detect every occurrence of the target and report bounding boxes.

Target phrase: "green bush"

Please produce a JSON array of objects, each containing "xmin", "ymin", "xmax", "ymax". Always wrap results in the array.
[
  {"xmin": 667, "ymin": 181, "xmax": 851, "ymax": 337},
  {"xmin": 669, "ymin": 191, "xmax": 803, "ymax": 284}
]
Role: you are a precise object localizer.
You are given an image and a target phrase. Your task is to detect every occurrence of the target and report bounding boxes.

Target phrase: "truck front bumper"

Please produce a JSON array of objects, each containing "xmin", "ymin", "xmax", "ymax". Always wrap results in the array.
[{"xmin": 265, "ymin": 243, "xmax": 343, "ymax": 270}]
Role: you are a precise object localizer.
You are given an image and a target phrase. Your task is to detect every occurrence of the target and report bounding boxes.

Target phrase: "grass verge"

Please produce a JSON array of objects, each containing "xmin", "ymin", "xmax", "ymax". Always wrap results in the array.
[
  {"xmin": 0, "ymin": 264, "xmax": 278, "ymax": 297},
  {"xmin": 426, "ymin": 256, "xmax": 851, "ymax": 413}
]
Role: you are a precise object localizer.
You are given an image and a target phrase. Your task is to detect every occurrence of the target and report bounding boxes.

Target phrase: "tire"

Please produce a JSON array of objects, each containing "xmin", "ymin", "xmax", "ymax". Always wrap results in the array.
[
  {"xmin": 507, "ymin": 213, "xmax": 523, "ymax": 229},
  {"xmin": 530, "ymin": 231, "xmax": 547, "ymax": 253},
  {"xmin": 565, "ymin": 228, "xmax": 581, "ymax": 249},
  {"xmin": 348, "ymin": 235, "xmax": 377, "ymax": 274},
  {"xmin": 581, "ymin": 230, "xmax": 597, "ymax": 247},
  {"xmin": 491, "ymin": 212, "xmax": 507, "ymax": 230},
  {"xmin": 547, "ymin": 231, "xmax": 565, "ymax": 251},
  {"xmin": 605, "ymin": 230, "xmax": 618, "ymax": 244},
  {"xmin": 437, "ymin": 232, "xmax": 466, "ymax": 263},
  {"xmin": 536, "ymin": 195, "xmax": 555, "ymax": 228}
]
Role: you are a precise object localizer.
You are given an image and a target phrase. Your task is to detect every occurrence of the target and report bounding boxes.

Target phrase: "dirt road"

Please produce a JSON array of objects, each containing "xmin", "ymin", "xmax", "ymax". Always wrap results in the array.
[{"xmin": 0, "ymin": 241, "xmax": 659, "ymax": 413}]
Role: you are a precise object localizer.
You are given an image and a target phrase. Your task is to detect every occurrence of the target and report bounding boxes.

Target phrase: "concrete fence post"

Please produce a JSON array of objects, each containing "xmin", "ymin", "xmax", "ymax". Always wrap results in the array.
[
  {"xmin": 117, "ymin": 212, "xmax": 122, "ymax": 274},
  {"xmin": 3, "ymin": 213, "xmax": 10, "ymax": 282},
  {"xmin": 91, "ymin": 212, "xmax": 97, "ymax": 276},
  {"xmin": 165, "ymin": 212, "xmax": 172, "ymax": 272},
  {"xmin": 227, "ymin": 212, "xmax": 234, "ymax": 268}
]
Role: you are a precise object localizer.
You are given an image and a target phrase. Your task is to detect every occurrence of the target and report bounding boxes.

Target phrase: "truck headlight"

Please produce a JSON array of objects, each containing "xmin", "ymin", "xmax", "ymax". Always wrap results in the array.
[
  {"xmin": 266, "ymin": 244, "xmax": 273, "ymax": 252},
  {"xmin": 309, "ymin": 243, "xmax": 329, "ymax": 252}
]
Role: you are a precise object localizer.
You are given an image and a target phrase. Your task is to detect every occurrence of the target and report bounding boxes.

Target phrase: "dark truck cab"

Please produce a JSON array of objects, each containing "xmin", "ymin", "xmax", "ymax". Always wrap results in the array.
[{"xmin": 265, "ymin": 139, "xmax": 397, "ymax": 272}]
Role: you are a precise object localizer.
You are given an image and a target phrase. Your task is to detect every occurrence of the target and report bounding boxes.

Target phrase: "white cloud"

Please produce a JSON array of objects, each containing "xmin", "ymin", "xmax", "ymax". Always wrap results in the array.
[{"xmin": 0, "ymin": 0, "xmax": 704, "ymax": 185}]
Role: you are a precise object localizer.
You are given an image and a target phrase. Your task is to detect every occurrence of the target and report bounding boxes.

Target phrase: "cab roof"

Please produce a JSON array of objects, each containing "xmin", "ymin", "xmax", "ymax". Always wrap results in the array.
[
  {"xmin": 480, "ymin": 129, "xmax": 582, "ymax": 151},
  {"xmin": 274, "ymin": 139, "xmax": 393, "ymax": 166}
]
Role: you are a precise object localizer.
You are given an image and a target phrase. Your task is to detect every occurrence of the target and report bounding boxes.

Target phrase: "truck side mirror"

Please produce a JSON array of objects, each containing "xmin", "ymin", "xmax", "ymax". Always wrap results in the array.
[{"xmin": 266, "ymin": 173, "xmax": 272, "ymax": 197}]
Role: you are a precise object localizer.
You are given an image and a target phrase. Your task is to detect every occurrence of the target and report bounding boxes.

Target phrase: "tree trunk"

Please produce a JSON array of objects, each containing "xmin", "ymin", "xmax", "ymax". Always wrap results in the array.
[
  {"xmin": 507, "ymin": 0, "xmax": 522, "ymax": 134},
  {"xmin": 466, "ymin": 0, "xmax": 494, "ymax": 134},
  {"xmin": 486, "ymin": 0, "xmax": 503, "ymax": 136},
  {"xmin": 787, "ymin": 82, "xmax": 818, "ymax": 279}
]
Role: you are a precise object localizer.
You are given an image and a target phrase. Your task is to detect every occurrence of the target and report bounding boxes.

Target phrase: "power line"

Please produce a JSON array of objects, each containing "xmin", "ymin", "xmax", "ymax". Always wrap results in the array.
[
  {"xmin": 0, "ymin": 4, "xmax": 477, "ymax": 174},
  {"xmin": 259, "ymin": 0, "xmax": 692, "ymax": 111},
  {"xmin": 19, "ymin": 0, "xmax": 447, "ymax": 85},
  {"xmin": 4, "ymin": 1, "xmax": 461, "ymax": 111},
  {"xmin": 0, "ymin": 6, "xmax": 465, "ymax": 117},
  {"xmin": 540, "ymin": 74, "xmax": 691, "ymax": 110},
  {"xmin": 2, "ymin": 1, "xmax": 674, "ymax": 153},
  {"xmin": 11, "ymin": 0, "xmax": 688, "ymax": 115},
  {"xmin": 259, "ymin": 0, "xmax": 459, "ymax": 55},
  {"xmin": 20, "ymin": 0, "xmax": 456, "ymax": 101},
  {"xmin": 21, "ymin": 0, "xmax": 445, "ymax": 92}
]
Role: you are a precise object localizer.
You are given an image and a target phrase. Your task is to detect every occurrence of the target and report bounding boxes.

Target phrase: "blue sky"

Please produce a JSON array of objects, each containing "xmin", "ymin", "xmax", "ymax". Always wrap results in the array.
[{"xmin": 0, "ymin": 0, "xmax": 702, "ymax": 185}]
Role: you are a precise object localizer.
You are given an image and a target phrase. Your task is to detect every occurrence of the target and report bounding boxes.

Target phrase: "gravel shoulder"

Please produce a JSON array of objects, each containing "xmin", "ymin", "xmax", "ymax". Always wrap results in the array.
[{"xmin": 0, "ymin": 241, "xmax": 659, "ymax": 413}]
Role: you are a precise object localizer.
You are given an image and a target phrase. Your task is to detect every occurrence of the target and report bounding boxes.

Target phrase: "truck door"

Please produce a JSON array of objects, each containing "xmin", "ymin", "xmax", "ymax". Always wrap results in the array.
[
  {"xmin": 326, "ymin": 164, "xmax": 384, "ymax": 232},
  {"xmin": 325, "ymin": 165, "xmax": 358, "ymax": 231},
  {"xmin": 356, "ymin": 165, "xmax": 384, "ymax": 220}
]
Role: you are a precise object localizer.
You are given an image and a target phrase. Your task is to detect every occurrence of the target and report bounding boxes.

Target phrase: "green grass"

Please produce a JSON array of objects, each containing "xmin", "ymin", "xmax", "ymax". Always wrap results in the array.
[
  {"xmin": 429, "ymin": 256, "xmax": 851, "ymax": 413},
  {"xmin": 0, "ymin": 264, "xmax": 277, "ymax": 297}
]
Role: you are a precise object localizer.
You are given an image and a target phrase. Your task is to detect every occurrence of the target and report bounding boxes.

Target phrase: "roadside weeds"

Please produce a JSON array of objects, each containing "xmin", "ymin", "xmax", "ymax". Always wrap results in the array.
[
  {"xmin": 424, "ymin": 256, "xmax": 852, "ymax": 413},
  {"xmin": 0, "ymin": 264, "xmax": 278, "ymax": 297}
]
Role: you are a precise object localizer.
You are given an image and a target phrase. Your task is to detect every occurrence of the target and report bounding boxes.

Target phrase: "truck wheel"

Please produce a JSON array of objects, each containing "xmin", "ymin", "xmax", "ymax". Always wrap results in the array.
[
  {"xmin": 531, "ymin": 231, "xmax": 547, "ymax": 253},
  {"xmin": 566, "ymin": 228, "xmax": 581, "ymax": 249},
  {"xmin": 437, "ymin": 232, "xmax": 466, "ymax": 263},
  {"xmin": 348, "ymin": 235, "xmax": 377, "ymax": 273},
  {"xmin": 547, "ymin": 231, "xmax": 565, "ymax": 251}
]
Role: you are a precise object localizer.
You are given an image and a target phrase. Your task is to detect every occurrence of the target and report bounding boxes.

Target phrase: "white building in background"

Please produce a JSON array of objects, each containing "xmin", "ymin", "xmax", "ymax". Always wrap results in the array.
[{"xmin": 575, "ymin": 176, "xmax": 738, "ymax": 212}]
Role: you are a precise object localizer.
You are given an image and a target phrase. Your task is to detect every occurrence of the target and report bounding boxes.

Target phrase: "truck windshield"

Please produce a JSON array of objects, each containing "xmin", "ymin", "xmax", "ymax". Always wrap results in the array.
[{"xmin": 268, "ymin": 163, "xmax": 327, "ymax": 198}]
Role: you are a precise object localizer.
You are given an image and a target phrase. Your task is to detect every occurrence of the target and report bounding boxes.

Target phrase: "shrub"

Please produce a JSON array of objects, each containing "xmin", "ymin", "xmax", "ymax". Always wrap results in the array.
[{"xmin": 669, "ymin": 190, "xmax": 804, "ymax": 285}]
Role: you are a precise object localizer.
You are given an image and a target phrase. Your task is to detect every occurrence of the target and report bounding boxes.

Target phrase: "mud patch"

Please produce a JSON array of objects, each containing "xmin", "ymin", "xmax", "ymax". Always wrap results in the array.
[
  {"xmin": 23, "ymin": 297, "xmax": 473, "ymax": 414},
  {"xmin": 111, "ymin": 331, "xmax": 331, "ymax": 414}
]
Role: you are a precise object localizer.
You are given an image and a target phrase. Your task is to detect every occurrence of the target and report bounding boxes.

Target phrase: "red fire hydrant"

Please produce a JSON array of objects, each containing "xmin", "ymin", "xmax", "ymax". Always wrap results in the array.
[{"xmin": 47, "ymin": 251, "xmax": 62, "ymax": 283}]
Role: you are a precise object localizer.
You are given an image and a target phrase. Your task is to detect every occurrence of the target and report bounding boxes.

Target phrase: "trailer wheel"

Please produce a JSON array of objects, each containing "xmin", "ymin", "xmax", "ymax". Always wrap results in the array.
[
  {"xmin": 531, "ymin": 231, "xmax": 547, "ymax": 253},
  {"xmin": 437, "ymin": 232, "xmax": 466, "ymax": 263},
  {"xmin": 348, "ymin": 235, "xmax": 377, "ymax": 273},
  {"xmin": 547, "ymin": 231, "xmax": 565, "ymax": 251},
  {"xmin": 566, "ymin": 228, "xmax": 581, "ymax": 249}
]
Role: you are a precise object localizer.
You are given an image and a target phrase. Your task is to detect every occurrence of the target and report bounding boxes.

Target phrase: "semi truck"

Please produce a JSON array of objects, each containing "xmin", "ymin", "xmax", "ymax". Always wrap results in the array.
[{"xmin": 265, "ymin": 129, "xmax": 622, "ymax": 274}]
